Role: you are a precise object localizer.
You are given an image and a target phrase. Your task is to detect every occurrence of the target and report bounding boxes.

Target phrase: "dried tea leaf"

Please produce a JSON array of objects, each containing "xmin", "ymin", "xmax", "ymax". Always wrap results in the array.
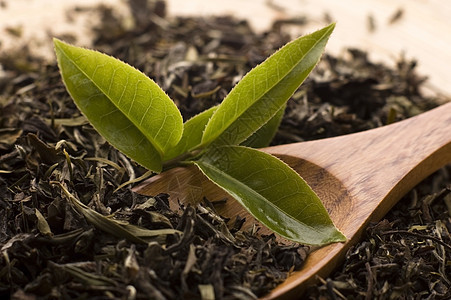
[
  {"xmin": 0, "ymin": 128, "xmax": 22, "ymax": 148},
  {"xmin": 198, "ymin": 284, "xmax": 215, "ymax": 300},
  {"xmin": 35, "ymin": 208, "xmax": 53, "ymax": 236},
  {"xmin": 121, "ymin": 223, "xmax": 179, "ymax": 238},
  {"xmin": 85, "ymin": 157, "xmax": 123, "ymax": 172},
  {"xmin": 27, "ymin": 133, "xmax": 61, "ymax": 165},
  {"xmin": 124, "ymin": 245, "xmax": 140, "ymax": 280},
  {"xmin": 44, "ymin": 115, "xmax": 88, "ymax": 127},
  {"xmin": 54, "ymin": 182, "xmax": 180, "ymax": 244},
  {"xmin": 114, "ymin": 169, "xmax": 153, "ymax": 192},
  {"xmin": 53, "ymin": 262, "xmax": 117, "ymax": 286}
]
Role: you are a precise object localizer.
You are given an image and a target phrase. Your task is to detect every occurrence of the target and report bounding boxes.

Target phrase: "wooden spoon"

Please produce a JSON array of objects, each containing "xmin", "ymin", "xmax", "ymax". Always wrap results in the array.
[{"xmin": 134, "ymin": 101, "xmax": 451, "ymax": 299}]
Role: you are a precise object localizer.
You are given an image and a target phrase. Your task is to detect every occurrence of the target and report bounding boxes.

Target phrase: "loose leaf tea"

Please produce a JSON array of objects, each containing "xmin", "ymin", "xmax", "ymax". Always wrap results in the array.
[{"xmin": 1, "ymin": 1, "xmax": 449, "ymax": 299}]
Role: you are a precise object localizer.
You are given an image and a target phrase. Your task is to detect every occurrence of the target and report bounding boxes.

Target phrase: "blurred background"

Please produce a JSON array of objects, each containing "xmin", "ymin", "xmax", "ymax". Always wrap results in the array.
[{"xmin": 0, "ymin": 0, "xmax": 450, "ymax": 96}]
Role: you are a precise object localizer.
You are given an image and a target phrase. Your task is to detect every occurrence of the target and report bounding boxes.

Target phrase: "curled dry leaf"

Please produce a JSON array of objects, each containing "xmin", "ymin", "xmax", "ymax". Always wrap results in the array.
[{"xmin": 53, "ymin": 182, "xmax": 181, "ymax": 244}]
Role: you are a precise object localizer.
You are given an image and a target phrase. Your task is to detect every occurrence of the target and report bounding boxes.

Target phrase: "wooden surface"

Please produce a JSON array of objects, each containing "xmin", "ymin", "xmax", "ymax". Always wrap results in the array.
[
  {"xmin": 2, "ymin": 0, "xmax": 450, "ymax": 96},
  {"xmin": 136, "ymin": 102, "xmax": 451, "ymax": 299},
  {"xmin": 166, "ymin": 0, "xmax": 451, "ymax": 97}
]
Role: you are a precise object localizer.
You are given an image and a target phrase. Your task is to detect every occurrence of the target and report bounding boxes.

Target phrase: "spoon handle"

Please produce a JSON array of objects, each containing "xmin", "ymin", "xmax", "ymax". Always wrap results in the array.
[
  {"xmin": 266, "ymin": 101, "xmax": 451, "ymax": 236},
  {"xmin": 264, "ymin": 101, "xmax": 451, "ymax": 299}
]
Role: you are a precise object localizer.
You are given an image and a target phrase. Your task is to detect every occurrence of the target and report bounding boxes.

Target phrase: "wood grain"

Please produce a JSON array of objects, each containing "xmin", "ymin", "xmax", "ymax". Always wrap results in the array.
[{"xmin": 134, "ymin": 101, "xmax": 451, "ymax": 299}]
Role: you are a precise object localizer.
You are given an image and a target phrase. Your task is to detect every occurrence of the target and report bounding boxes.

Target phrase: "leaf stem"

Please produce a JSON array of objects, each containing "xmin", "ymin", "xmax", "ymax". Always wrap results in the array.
[{"xmin": 161, "ymin": 149, "xmax": 202, "ymax": 172}]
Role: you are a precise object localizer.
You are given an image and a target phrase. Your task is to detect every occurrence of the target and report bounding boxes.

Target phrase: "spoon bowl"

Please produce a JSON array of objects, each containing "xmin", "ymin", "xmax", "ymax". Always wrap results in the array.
[{"xmin": 135, "ymin": 101, "xmax": 451, "ymax": 299}]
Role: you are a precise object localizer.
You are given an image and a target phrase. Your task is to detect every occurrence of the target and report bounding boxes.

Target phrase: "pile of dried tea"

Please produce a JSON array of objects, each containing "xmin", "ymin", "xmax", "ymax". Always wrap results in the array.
[{"xmin": 1, "ymin": 1, "xmax": 450, "ymax": 299}]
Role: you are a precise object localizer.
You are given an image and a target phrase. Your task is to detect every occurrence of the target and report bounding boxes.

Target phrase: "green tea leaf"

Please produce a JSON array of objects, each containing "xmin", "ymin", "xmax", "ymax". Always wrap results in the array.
[
  {"xmin": 202, "ymin": 23, "xmax": 335, "ymax": 147},
  {"xmin": 164, "ymin": 106, "xmax": 217, "ymax": 161},
  {"xmin": 241, "ymin": 104, "xmax": 285, "ymax": 148},
  {"xmin": 54, "ymin": 39, "xmax": 183, "ymax": 172},
  {"xmin": 194, "ymin": 145, "xmax": 346, "ymax": 245}
]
